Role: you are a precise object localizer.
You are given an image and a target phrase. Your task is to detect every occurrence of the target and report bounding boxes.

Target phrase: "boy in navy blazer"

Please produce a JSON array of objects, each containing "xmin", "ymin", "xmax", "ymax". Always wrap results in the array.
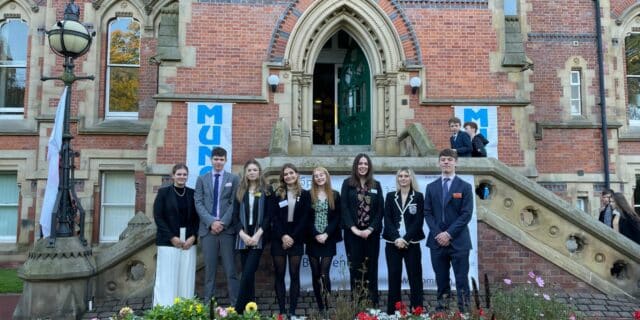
[
  {"xmin": 448, "ymin": 117, "xmax": 472, "ymax": 157},
  {"xmin": 424, "ymin": 148, "xmax": 473, "ymax": 312}
]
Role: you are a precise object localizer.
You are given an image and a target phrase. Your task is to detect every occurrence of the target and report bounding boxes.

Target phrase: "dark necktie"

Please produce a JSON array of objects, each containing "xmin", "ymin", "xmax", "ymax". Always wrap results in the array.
[
  {"xmin": 442, "ymin": 177, "xmax": 450, "ymax": 207},
  {"xmin": 212, "ymin": 173, "xmax": 220, "ymax": 218},
  {"xmin": 441, "ymin": 177, "xmax": 450, "ymax": 225}
]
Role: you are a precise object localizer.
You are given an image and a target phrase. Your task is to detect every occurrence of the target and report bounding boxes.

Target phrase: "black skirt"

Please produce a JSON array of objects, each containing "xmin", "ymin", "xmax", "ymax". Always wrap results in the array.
[
  {"xmin": 270, "ymin": 240, "xmax": 304, "ymax": 256},
  {"xmin": 305, "ymin": 239, "xmax": 336, "ymax": 257}
]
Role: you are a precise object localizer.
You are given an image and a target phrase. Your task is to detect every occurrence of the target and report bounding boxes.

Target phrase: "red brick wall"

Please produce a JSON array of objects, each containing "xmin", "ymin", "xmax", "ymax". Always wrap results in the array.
[
  {"xmin": 404, "ymin": 9, "xmax": 516, "ymax": 98},
  {"xmin": 535, "ymin": 128, "xmax": 610, "ymax": 174},
  {"xmin": 478, "ymin": 222, "xmax": 599, "ymax": 293}
]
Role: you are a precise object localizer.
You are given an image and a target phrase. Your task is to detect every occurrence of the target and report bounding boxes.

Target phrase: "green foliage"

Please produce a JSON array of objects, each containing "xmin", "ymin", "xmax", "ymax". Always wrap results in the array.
[
  {"xmin": 0, "ymin": 268, "xmax": 23, "ymax": 293},
  {"xmin": 116, "ymin": 298, "xmax": 276, "ymax": 320},
  {"xmin": 491, "ymin": 273, "xmax": 579, "ymax": 320}
]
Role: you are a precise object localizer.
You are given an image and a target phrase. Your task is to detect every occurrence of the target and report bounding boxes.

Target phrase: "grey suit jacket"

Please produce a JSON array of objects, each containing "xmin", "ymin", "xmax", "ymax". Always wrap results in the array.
[{"xmin": 194, "ymin": 170, "xmax": 240, "ymax": 236}]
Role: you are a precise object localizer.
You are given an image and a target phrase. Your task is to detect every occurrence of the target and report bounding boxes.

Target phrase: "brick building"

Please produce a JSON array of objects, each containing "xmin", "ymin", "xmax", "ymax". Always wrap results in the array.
[{"xmin": 1, "ymin": 0, "xmax": 640, "ymax": 303}]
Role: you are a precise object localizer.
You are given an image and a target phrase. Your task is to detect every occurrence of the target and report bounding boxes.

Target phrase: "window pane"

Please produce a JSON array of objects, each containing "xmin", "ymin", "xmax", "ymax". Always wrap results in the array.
[
  {"xmin": 103, "ymin": 172, "xmax": 135, "ymax": 203},
  {"xmin": 0, "ymin": 173, "xmax": 18, "ymax": 241},
  {"xmin": 627, "ymin": 77, "xmax": 640, "ymax": 122},
  {"xmin": 0, "ymin": 206, "xmax": 17, "ymax": 240},
  {"xmin": 0, "ymin": 20, "xmax": 28, "ymax": 66},
  {"xmin": 108, "ymin": 18, "xmax": 140, "ymax": 65},
  {"xmin": 108, "ymin": 67, "xmax": 139, "ymax": 112},
  {"xmin": 571, "ymin": 85, "xmax": 580, "ymax": 100},
  {"xmin": 571, "ymin": 72, "xmax": 579, "ymax": 84},
  {"xmin": 626, "ymin": 35, "xmax": 640, "ymax": 75},
  {"xmin": 571, "ymin": 101, "xmax": 580, "ymax": 114},
  {"xmin": 504, "ymin": 0, "xmax": 517, "ymax": 15},
  {"xmin": 0, "ymin": 67, "xmax": 25, "ymax": 109},
  {"xmin": 101, "ymin": 205, "xmax": 134, "ymax": 241},
  {"xmin": 0, "ymin": 174, "xmax": 18, "ymax": 204}
]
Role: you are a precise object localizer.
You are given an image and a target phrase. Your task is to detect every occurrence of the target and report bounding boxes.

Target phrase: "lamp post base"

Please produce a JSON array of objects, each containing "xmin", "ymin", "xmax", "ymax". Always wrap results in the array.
[{"xmin": 13, "ymin": 237, "xmax": 95, "ymax": 319}]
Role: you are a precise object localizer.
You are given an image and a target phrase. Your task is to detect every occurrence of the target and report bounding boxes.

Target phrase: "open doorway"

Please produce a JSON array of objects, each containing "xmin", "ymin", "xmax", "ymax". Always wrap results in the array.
[{"xmin": 313, "ymin": 30, "xmax": 371, "ymax": 145}]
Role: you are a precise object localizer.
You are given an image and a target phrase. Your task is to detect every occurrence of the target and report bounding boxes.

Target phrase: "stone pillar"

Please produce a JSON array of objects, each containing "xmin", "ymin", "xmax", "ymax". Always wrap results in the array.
[
  {"xmin": 299, "ymin": 74, "xmax": 313, "ymax": 155},
  {"xmin": 374, "ymin": 74, "xmax": 388, "ymax": 154},
  {"xmin": 289, "ymin": 72, "xmax": 303, "ymax": 155},
  {"xmin": 385, "ymin": 73, "xmax": 399, "ymax": 155},
  {"xmin": 14, "ymin": 237, "xmax": 96, "ymax": 320}
]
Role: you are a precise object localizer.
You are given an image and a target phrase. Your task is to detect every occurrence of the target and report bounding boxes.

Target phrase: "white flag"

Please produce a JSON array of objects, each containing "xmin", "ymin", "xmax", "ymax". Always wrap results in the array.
[{"xmin": 40, "ymin": 87, "xmax": 68, "ymax": 238}]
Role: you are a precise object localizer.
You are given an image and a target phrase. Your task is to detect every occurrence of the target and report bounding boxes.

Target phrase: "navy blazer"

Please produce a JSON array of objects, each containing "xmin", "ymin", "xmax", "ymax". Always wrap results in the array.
[
  {"xmin": 153, "ymin": 185, "xmax": 199, "ymax": 246},
  {"xmin": 450, "ymin": 131, "xmax": 472, "ymax": 157},
  {"xmin": 272, "ymin": 189, "xmax": 311, "ymax": 244},
  {"xmin": 340, "ymin": 178, "xmax": 384, "ymax": 234},
  {"xmin": 423, "ymin": 176, "xmax": 473, "ymax": 251},
  {"xmin": 309, "ymin": 190, "xmax": 343, "ymax": 243},
  {"xmin": 233, "ymin": 187, "xmax": 273, "ymax": 249},
  {"xmin": 382, "ymin": 189, "xmax": 425, "ymax": 243}
]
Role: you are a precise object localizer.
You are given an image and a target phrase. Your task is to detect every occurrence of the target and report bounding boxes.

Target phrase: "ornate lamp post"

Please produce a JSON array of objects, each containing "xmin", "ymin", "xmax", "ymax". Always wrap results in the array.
[
  {"xmin": 13, "ymin": 2, "xmax": 97, "ymax": 319},
  {"xmin": 41, "ymin": 0, "xmax": 94, "ymax": 245}
]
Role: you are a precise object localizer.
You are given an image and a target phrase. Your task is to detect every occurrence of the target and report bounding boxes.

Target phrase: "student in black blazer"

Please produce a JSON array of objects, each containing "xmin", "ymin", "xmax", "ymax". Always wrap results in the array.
[
  {"xmin": 448, "ymin": 117, "xmax": 472, "ymax": 157},
  {"xmin": 152, "ymin": 164, "xmax": 199, "ymax": 306},
  {"xmin": 271, "ymin": 163, "xmax": 311, "ymax": 317},
  {"xmin": 233, "ymin": 159, "xmax": 272, "ymax": 313},
  {"xmin": 383, "ymin": 167, "xmax": 425, "ymax": 315},
  {"xmin": 340, "ymin": 153, "xmax": 384, "ymax": 307},
  {"xmin": 306, "ymin": 166, "xmax": 342, "ymax": 315}
]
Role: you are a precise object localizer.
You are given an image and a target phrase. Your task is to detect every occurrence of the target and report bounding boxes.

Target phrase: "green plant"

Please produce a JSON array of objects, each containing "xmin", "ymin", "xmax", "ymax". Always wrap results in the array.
[
  {"xmin": 491, "ymin": 272, "xmax": 579, "ymax": 320},
  {"xmin": 0, "ymin": 268, "xmax": 23, "ymax": 293}
]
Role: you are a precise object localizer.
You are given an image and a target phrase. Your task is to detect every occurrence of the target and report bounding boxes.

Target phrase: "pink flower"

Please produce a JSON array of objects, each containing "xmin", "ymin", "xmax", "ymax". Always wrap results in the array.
[
  {"xmin": 528, "ymin": 271, "xmax": 536, "ymax": 279},
  {"xmin": 543, "ymin": 294, "xmax": 551, "ymax": 300},
  {"xmin": 569, "ymin": 313, "xmax": 576, "ymax": 320},
  {"xmin": 536, "ymin": 276, "xmax": 545, "ymax": 288},
  {"xmin": 503, "ymin": 278, "xmax": 512, "ymax": 285},
  {"xmin": 216, "ymin": 306, "xmax": 227, "ymax": 317}
]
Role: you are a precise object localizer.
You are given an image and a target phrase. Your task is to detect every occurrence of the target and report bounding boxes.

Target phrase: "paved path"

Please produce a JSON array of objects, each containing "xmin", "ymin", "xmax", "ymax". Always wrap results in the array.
[
  {"xmin": 0, "ymin": 294, "xmax": 20, "ymax": 320},
  {"xmin": 80, "ymin": 291, "xmax": 640, "ymax": 320}
]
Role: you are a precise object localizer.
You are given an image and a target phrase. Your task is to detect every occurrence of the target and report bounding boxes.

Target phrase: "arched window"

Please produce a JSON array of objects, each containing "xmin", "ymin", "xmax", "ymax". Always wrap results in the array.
[
  {"xmin": 626, "ymin": 33, "xmax": 640, "ymax": 126},
  {"xmin": 106, "ymin": 17, "xmax": 140, "ymax": 119},
  {"xmin": 0, "ymin": 19, "xmax": 27, "ymax": 119}
]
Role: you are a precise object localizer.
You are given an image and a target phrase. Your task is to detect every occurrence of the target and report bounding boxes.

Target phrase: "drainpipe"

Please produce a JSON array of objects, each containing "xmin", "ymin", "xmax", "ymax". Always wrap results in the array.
[{"xmin": 594, "ymin": 0, "xmax": 610, "ymax": 189}]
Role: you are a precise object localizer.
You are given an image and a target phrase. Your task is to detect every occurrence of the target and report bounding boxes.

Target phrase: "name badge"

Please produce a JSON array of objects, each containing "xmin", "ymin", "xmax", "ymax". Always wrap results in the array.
[
  {"xmin": 225, "ymin": 182, "xmax": 232, "ymax": 187},
  {"xmin": 278, "ymin": 200, "xmax": 288, "ymax": 208},
  {"xmin": 370, "ymin": 189, "xmax": 377, "ymax": 194}
]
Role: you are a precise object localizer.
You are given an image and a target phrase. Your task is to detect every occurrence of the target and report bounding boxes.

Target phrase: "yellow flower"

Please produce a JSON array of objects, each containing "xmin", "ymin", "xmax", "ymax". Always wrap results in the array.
[
  {"xmin": 226, "ymin": 306, "xmax": 236, "ymax": 314},
  {"xmin": 174, "ymin": 297, "xmax": 181, "ymax": 304},
  {"xmin": 195, "ymin": 304, "xmax": 203, "ymax": 313},
  {"xmin": 245, "ymin": 301, "xmax": 258, "ymax": 312}
]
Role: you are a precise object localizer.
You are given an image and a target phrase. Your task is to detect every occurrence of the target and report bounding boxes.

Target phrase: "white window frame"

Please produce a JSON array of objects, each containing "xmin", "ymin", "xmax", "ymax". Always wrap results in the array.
[
  {"xmin": 570, "ymin": 70, "xmax": 582, "ymax": 116},
  {"xmin": 0, "ymin": 19, "xmax": 27, "ymax": 119},
  {"xmin": 105, "ymin": 17, "xmax": 140, "ymax": 120},
  {"xmin": 0, "ymin": 172, "xmax": 18, "ymax": 242},
  {"xmin": 576, "ymin": 196, "xmax": 588, "ymax": 213},
  {"xmin": 626, "ymin": 33, "xmax": 640, "ymax": 126},
  {"xmin": 99, "ymin": 171, "xmax": 135, "ymax": 242}
]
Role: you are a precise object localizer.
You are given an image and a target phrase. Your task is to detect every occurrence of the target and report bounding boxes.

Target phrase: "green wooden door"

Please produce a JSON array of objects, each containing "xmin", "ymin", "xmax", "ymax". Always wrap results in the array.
[{"xmin": 338, "ymin": 45, "xmax": 370, "ymax": 145}]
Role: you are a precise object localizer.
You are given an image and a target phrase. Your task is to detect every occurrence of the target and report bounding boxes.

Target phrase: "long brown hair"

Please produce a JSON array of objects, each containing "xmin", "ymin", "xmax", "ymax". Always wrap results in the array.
[
  {"xmin": 276, "ymin": 163, "xmax": 301, "ymax": 199},
  {"xmin": 347, "ymin": 153, "xmax": 376, "ymax": 189},
  {"xmin": 612, "ymin": 192, "xmax": 640, "ymax": 226},
  {"xmin": 310, "ymin": 167, "xmax": 335, "ymax": 210},
  {"xmin": 236, "ymin": 159, "xmax": 268, "ymax": 201}
]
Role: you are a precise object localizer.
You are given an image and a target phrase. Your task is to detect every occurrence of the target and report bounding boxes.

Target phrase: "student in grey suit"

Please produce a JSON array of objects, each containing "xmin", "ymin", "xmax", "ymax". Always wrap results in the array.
[{"xmin": 195, "ymin": 147, "xmax": 240, "ymax": 305}]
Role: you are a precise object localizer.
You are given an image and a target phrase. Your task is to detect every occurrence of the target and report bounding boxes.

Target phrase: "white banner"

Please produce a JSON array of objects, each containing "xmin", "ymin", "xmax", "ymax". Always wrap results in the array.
[
  {"xmin": 40, "ymin": 87, "xmax": 68, "ymax": 238},
  {"xmin": 186, "ymin": 102, "xmax": 233, "ymax": 188},
  {"xmin": 454, "ymin": 106, "xmax": 498, "ymax": 158},
  {"xmin": 295, "ymin": 174, "xmax": 478, "ymax": 292}
]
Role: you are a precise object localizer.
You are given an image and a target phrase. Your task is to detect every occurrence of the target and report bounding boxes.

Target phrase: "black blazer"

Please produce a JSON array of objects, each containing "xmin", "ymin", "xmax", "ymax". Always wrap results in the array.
[
  {"xmin": 308, "ymin": 190, "xmax": 343, "ymax": 243},
  {"xmin": 340, "ymin": 178, "xmax": 384, "ymax": 234},
  {"xmin": 450, "ymin": 131, "xmax": 472, "ymax": 157},
  {"xmin": 153, "ymin": 185, "xmax": 199, "ymax": 246},
  {"xmin": 233, "ymin": 187, "xmax": 273, "ymax": 249},
  {"xmin": 272, "ymin": 189, "xmax": 311, "ymax": 244},
  {"xmin": 382, "ymin": 189, "xmax": 425, "ymax": 243},
  {"xmin": 471, "ymin": 133, "xmax": 489, "ymax": 157}
]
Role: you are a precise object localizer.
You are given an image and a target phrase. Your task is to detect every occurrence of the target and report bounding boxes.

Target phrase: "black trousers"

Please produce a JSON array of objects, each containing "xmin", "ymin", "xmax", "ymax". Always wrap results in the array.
[
  {"xmin": 385, "ymin": 242, "xmax": 423, "ymax": 314},
  {"xmin": 235, "ymin": 248, "xmax": 263, "ymax": 313},
  {"xmin": 344, "ymin": 231, "xmax": 379, "ymax": 306},
  {"xmin": 430, "ymin": 246, "xmax": 470, "ymax": 311}
]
